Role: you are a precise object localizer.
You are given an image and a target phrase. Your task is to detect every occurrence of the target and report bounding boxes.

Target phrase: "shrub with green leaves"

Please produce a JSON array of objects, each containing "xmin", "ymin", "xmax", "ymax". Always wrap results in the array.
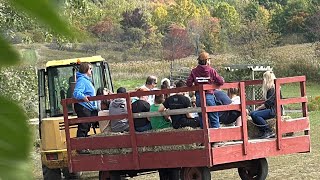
[{"xmin": 0, "ymin": 66, "xmax": 38, "ymax": 118}]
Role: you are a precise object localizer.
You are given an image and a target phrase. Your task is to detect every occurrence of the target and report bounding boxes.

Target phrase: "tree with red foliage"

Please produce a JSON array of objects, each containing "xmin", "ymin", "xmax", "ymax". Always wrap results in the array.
[{"xmin": 162, "ymin": 24, "xmax": 194, "ymax": 79}]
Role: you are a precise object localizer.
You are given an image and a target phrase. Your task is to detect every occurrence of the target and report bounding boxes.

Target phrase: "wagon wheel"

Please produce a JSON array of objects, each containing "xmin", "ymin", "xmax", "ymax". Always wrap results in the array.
[
  {"xmin": 238, "ymin": 158, "xmax": 268, "ymax": 180},
  {"xmin": 181, "ymin": 167, "xmax": 211, "ymax": 180},
  {"xmin": 99, "ymin": 171, "xmax": 110, "ymax": 180},
  {"xmin": 159, "ymin": 168, "xmax": 180, "ymax": 180}
]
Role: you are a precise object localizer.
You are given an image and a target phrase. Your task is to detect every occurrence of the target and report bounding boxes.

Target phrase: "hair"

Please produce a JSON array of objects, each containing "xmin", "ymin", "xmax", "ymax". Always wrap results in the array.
[
  {"xmin": 79, "ymin": 62, "xmax": 91, "ymax": 74},
  {"xmin": 227, "ymin": 88, "xmax": 239, "ymax": 97},
  {"xmin": 262, "ymin": 71, "xmax": 276, "ymax": 99},
  {"xmin": 161, "ymin": 81, "xmax": 170, "ymax": 99},
  {"xmin": 175, "ymin": 80, "xmax": 186, "ymax": 88},
  {"xmin": 101, "ymin": 99, "xmax": 110, "ymax": 110},
  {"xmin": 161, "ymin": 78, "xmax": 171, "ymax": 87},
  {"xmin": 154, "ymin": 94, "xmax": 164, "ymax": 104},
  {"xmin": 145, "ymin": 76, "xmax": 157, "ymax": 85},
  {"xmin": 96, "ymin": 87, "xmax": 105, "ymax": 96},
  {"xmin": 117, "ymin": 87, "xmax": 127, "ymax": 94}
]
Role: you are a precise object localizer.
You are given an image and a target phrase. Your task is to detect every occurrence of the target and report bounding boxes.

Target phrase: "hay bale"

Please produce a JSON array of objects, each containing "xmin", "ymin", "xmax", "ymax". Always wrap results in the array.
[
  {"xmin": 84, "ymin": 127, "xmax": 203, "ymax": 155},
  {"xmin": 247, "ymin": 116, "xmax": 292, "ymax": 139}
]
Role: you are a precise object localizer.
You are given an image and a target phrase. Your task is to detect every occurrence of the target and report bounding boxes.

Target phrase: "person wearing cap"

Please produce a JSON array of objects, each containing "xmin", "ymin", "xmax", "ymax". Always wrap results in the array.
[{"xmin": 186, "ymin": 51, "xmax": 224, "ymax": 128}]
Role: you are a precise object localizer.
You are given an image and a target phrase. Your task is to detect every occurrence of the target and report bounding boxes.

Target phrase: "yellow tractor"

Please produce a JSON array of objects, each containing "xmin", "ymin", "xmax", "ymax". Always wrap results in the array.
[{"xmin": 38, "ymin": 56, "xmax": 113, "ymax": 179}]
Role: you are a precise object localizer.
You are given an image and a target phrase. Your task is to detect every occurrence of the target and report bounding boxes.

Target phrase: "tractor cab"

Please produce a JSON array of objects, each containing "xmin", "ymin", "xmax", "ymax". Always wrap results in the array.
[{"xmin": 38, "ymin": 55, "xmax": 113, "ymax": 179}]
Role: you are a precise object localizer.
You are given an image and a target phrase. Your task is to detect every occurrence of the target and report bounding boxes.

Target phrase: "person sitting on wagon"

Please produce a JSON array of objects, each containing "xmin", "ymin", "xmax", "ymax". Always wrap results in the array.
[
  {"xmin": 109, "ymin": 87, "xmax": 129, "ymax": 133},
  {"xmin": 250, "ymin": 71, "xmax": 282, "ymax": 139},
  {"xmin": 140, "ymin": 75, "xmax": 158, "ymax": 105},
  {"xmin": 132, "ymin": 88, "xmax": 152, "ymax": 132},
  {"xmin": 159, "ymin": 80, "xmax": 199, "ymax": 129},
  {"xmin": 214, "ymin": 89, "xmax": 242, "ymax": 127},
  {"xmin": 186, "ymin": 51, "xmax": 224, "ymax": 128},
  {"xmin": 150, "ymin": 94, "xmax": 172, "ymax": 130}
]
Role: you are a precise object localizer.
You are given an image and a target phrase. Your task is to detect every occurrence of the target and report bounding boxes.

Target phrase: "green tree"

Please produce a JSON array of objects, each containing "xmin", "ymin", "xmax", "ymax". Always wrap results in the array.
[
  {"xmin": 212, "ymin": 2, "xmax": 240, "ymax": 35},
  {"xmin": 0, "ymin": 0, "xmax": 76, "ymax": 179}
]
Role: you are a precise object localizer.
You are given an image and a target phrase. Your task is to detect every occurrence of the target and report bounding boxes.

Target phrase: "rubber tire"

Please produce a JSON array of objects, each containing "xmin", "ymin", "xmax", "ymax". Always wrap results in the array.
[
  {"xmin": 181, "ymin": 167, "xmax": 211, "ymax": 180},
  {"xmin": 238, "ymin": 158, "xmax": 268, "ymax": 180},
  {"xmin": 99, "ymin": 171, "xmax": 111, "ymax": 180},
  {"xmin": 159, "ymin": 168, "xmax": 181, "ymax": 180},
  {"xmin": 42, "ymin": 165, "xmax": 61, "ymax": 180},
  {"xmin": 110, "ymin": 171, "xmax": 121, "ymax": 180},
  {"xmin": 62, "ymin": 168, "xmax": 81, "ymax": 179}
]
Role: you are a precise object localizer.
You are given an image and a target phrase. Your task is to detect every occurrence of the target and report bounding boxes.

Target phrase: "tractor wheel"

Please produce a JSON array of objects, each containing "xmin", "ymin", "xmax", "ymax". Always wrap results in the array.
[
  {"xmin": 238, "ymin": 158, "xmax": 268, "ymax": 180},
  {"xmin": 42, "ymin": 165, "xmax": 61, "ymax": 180},
  {"xmin": 181, "ymin": 167, "xmax": 211, "ymax": 180},
  {"xmin": 159, "ymin": 168, "xmax": 181, "ymax": 180},
  {"xmin": 62, "ymin": 168, "xmax": 81, "ymax": 179}
]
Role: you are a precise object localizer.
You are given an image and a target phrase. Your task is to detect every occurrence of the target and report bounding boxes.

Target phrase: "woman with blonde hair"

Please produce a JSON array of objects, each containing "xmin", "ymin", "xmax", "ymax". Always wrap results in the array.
[{"xmin": 250, "ymin": 71, "xmax": 280, "ymax": 139}]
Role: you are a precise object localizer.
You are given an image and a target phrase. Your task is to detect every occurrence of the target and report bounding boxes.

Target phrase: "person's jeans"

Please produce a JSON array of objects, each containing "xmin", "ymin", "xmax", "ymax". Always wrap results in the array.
[
  {"xmin": 196, "ymin": 93, "xmax": 220, "ymax": 128},
  {"xmin": 250, "ymin": 109, "xmax": 275, "ymax": 133},
  {"xmin": 135, "ymin": 123, "xmax": 152, "ymax": 132}
]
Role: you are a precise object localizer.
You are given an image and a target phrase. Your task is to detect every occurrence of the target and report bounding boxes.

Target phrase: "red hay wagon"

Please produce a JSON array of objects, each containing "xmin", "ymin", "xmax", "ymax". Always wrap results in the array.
[{"xmin": 62, "ymin": 76, "xmax": 310, "ymax": 180}]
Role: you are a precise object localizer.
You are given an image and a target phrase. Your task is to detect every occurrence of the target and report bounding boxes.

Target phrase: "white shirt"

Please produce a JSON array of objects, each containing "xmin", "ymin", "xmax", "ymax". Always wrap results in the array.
[
  {"xmin": 98, "ymin": 110, "xmax": 110, "ymax": 133},
  {"xmin": 231, "ymin": 96, "xmax": 240, "ymax": 104}
]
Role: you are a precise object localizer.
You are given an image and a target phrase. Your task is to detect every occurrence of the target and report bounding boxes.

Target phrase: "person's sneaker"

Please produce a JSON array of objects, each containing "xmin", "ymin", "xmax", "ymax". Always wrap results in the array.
[{"xmin": 258, "ymin": 131, "xmax": 275, "ymax": 139}]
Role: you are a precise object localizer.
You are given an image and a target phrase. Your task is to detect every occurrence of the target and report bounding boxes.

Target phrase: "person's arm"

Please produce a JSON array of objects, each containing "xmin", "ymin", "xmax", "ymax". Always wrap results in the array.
[
  {"xmin": 145, "ymin": 102, "xmax": 151, "ymax": 121},
  {"xmin": 73, "ymin": 81, "xmax": 89, "ymax": 102},
  {"xmin": 158, "ymin": 104, "xmax": 171, "ymax": 120},
  {"xmin": 186, "ymin": 71, "xmax": 194, "ymax": 87},
  {"xmin": 211, "ymin": 68, "xmax": 224, "ymax": 86},
  {"xmin": 184, "ymin": 96, "xmax": 193, "ymax": 118}
]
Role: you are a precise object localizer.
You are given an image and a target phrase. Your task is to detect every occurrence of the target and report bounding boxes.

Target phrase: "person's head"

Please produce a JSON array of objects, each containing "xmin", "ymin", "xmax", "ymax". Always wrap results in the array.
[
  {"xmin": 79, "ymin": 62, "xmax": 92, "ymax": 76},
  {"xmin": 227, "ymin": 88, "xmax": 239, "ymax": 98},
  {"xmin": 97, "ymin": 87, "xmax": 111, "ymax": 96},
  {"xmin": 136, "ymin": 87, "xmax": 149, "ymax": 101},
  {"xmin": 117, "ymin": 87, "xmax": 127, "ymax": 94},
  {"xmin": 175, "ymin": 80, "xmax": 186, "ymax": 88},
  {"xmin": 145, "ymin": 76, "xmax": 158, "ymax": 89},
  {"xmin": 154, "ymin": 94, "xmax": 165, "ymax": 104},
  {"xmin": 262, "ymin": 71, "xmax": 276, "ymax": 99},
  {"xmin": 161, "ymin": 78, "xmax": 170, "ymax": 88},
  {"xmin": 197, "ymin": 51, "xmax": 211, "ymax": 66}
]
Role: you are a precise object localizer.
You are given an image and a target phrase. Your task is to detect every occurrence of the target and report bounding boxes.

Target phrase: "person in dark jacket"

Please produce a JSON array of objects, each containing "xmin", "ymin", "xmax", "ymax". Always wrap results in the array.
[
  {"xmin": 132, "ymin": 87, "xmax": 152, "ymax": 132},
  {"xmin": 186, "ymin": 51, "xmax": 224, "ymax": 128},
  {"xmin": 73, "ymin": 62, "xmax": 97, "ymax": 137},
  {"xmin": 250, "ymin": 71, "xmax": 281, "ymax": 139}
]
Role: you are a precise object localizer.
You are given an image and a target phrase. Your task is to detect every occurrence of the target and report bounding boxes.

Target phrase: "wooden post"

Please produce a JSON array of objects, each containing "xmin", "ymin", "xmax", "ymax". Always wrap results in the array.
[
  {"xmin": 300, "ymin": 80, "xmax": 309, "ymax": 135},
  {"xmin": 199, "ymin": 85, "xmax": 212, "ymax": 166},
  {"xmin": 275, "ymin": 79, "xmax": 282, "ymax": 150},
  {"xmin": 62, "ymin": 99, "xmax": 73, "ymax": 172},
  {"xmin": 125, "ymin": 93, "xmax": 140, "ymax": 169},
  {"xmin": 240, "ymin": 82, "xmax": 248, "ymax": 155}
]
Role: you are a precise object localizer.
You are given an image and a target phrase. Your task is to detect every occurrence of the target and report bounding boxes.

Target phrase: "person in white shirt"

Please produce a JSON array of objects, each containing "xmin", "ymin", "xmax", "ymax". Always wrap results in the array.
[{"xmin": 140, "ymin": 76, "xmax": 158, "ymax": 105}]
